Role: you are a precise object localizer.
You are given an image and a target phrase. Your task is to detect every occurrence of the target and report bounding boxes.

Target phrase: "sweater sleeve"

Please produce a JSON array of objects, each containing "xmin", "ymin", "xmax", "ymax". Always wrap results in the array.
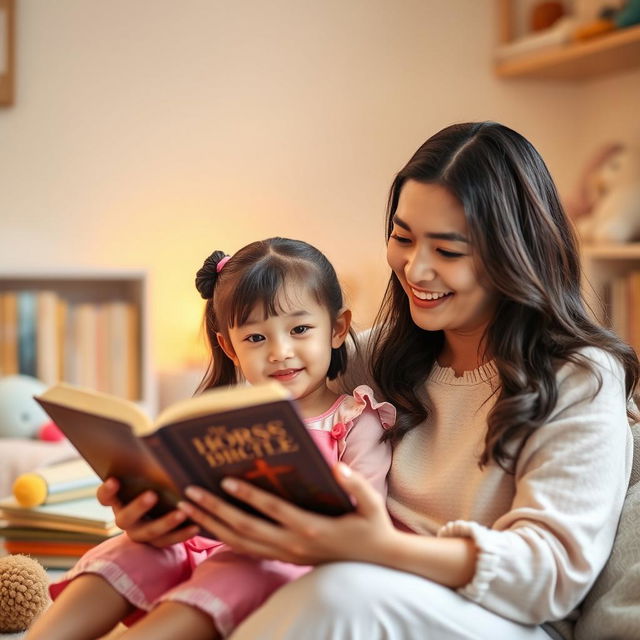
[{"xmin": 438, "ymin": 348, "xmax": 633, "ymax": 625}]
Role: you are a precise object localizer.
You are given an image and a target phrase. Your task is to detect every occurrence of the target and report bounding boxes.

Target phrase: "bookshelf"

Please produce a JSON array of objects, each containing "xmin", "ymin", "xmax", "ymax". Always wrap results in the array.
[
  {"xmin": 0, "ymin": 269, "xmax": 156, "ymax": 414},
  {"xmin": 581, "ymin": 244, "xmax": 640, "ymax": 355},
  {"xmin": 495, "ymin": 0, "xmax": 640, "ymax": 80}
]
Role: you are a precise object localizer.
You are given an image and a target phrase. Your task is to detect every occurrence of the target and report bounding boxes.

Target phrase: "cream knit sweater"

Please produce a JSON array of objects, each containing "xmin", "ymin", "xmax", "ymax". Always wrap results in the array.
[{"xmin": 338, "ymin": 342, "xmax": 633, "ymax": 625}]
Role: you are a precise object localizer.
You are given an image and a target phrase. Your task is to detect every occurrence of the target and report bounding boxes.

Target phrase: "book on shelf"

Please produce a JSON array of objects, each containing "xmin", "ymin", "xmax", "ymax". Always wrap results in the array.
[
  {"xmin": 36, "ymin": 290, "xmax": 64, "ymax": 386},
  {"xmin": 610, "ymin": 275, "xmax": 629, "ymax": 340},
  {"xmin": 0, "ymin": 521, "xmax": 117, "ymax": 568},
  {"xmin": 12, "ymin": 458, "xmax": 101, "ymax": 508},
  {"xmin": 34, "ymin": 381, "xmax": 355, "ymax": 524},
  {"xmin": 0, "ymin": 291, "xmax": 19, "ymax": 375},
  {"xmin": 72, "ymin": 302, "xmax": 99, "ymax": 391},
  {"xmin": 3, "ymin": 537, "xmax": 103, "ymax": 558},
  {"xmin": 17, "ymin": 290, "xmax": 37, "ymax": 377},
  {"xmin": 105, "ymin": 299, "xmax": 140, "ymax": 401},
  {"xmin": 0, "ymin": 495, "xmax": 119, "ymax": 537}
]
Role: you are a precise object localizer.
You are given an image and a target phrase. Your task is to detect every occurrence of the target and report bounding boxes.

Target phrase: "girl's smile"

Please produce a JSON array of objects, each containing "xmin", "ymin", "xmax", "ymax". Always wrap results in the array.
[{"xmin": 269, "ymin": 367, "xmax": 304, "ymax": 382}]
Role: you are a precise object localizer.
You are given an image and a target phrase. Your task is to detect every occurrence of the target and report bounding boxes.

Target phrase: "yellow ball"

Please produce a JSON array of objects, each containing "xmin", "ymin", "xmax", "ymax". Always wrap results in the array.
[{"xmin": 12, "ymin": 473, "xmax": 48, "ymax": 508}]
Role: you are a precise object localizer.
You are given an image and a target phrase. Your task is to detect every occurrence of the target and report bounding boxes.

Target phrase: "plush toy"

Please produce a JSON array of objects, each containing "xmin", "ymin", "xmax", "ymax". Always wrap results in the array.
[
  {"xmin": 573, "ymin": 145, "xmax": 640, "ymax": 244},
  {"xmin": 564, "ymin": 142, "xmax": 623, "ymax": 222},
  {"xmin": 0, "ymin": 554, "xmax": 50, "ymax": 633},
  {"xmin": 0, "ymin": 375, "xmax": 63, "ymax": 441}
]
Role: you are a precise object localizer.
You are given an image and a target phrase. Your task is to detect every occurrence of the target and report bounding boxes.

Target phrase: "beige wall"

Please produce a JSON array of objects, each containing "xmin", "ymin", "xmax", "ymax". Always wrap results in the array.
[{"xmin": 0, "ymin": 0, "xmax": 637, "ymax": 373}]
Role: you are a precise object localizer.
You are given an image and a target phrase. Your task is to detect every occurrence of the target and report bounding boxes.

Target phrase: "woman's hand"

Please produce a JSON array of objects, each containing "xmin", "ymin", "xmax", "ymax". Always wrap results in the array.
[
  {"xmin": 177, "ymin": 463, "xmax": 400, "ymax": 565},
  {"xmin": 97, "ymin": 478, "xmax": 200, "ymax": 547}
]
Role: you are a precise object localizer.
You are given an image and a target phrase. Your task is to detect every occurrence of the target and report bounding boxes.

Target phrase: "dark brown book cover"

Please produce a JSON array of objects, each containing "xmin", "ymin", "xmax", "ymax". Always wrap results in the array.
[{"xmin": 35, "ymin": 382, "xmax": 354, "ymax": 524}]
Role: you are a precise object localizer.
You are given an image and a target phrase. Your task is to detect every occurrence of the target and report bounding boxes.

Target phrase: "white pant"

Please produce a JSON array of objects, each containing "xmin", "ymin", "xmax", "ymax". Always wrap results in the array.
[{"xmin": 229, "ymin": 562, "xmax": 553, "ymax": 640}]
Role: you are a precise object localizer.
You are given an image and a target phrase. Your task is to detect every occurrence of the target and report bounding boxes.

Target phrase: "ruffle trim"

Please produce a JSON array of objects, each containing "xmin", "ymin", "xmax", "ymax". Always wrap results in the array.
[
  {"xmin": 437, "ymin": 519, "xmax": 502, "ymax": 604},
  {"xmin": 337, "ymin": 384, "xmax": 396, "ymax": 430},
  {"xmin": 332, "ymin": 385, "xmax": 396, "ymax": 458}
]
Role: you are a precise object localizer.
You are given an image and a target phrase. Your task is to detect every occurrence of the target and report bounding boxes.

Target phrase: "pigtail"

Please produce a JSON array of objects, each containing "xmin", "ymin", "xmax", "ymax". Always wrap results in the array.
[
  {"xmin": 194, "ymin": 250, "xmax": 240, "ymax": 393},
  {"xmin": 195, "ymin": 250, "xmax": 227, "ymax": 300}
]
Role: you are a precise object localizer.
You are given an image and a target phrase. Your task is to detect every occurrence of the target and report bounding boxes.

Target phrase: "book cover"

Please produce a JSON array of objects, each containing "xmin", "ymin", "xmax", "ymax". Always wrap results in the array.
[{"xmin": 35, "ymin": 382, "xmax": 354, "ymax": 524}]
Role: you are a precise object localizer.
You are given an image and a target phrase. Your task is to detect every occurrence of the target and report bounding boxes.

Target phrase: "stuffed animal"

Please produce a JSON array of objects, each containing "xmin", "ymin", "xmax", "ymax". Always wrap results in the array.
[
  {"xmin": 564, "ymin": 142, "xmax": 623, "ymax": 222},
  {"xmin": 573, "ymin": 145, "xmax": 640, "ymax": 244},
  {"xmin": 0, "ymin": 375, "xmax": 63, "ymax": 441},
  {"xmin": 0, "ymin": 554, "xmax": 50, "ymax": 632}
]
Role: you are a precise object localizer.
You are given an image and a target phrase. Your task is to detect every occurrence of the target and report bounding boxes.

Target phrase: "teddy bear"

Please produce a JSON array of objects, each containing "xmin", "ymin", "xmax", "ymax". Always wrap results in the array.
[{"xmin": 569, "ymin": 144, "xmax": 640, "ymax": 244}]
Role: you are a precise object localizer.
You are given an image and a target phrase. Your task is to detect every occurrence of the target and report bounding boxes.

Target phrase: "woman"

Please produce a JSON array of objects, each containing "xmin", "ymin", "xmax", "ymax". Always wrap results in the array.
[{"xmin": 99, "ymin": 122, "xmax": 639, "ymax": 638}]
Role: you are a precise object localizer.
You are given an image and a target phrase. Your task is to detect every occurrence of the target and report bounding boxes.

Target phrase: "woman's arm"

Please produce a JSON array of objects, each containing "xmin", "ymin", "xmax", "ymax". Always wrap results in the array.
[{"xmin": 178, "ymin": 462, "xmax": 477, "ymax": 589}]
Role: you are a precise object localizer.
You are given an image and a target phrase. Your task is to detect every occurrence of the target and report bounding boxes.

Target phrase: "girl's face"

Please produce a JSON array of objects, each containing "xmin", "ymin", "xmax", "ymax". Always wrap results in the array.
[
  {"xmin": 386, "ymin": 180, "xmax": 497, "ymax": 340},
  {"xmin": 217, "ymin": 282, "xmax": 350, "ymax": 417}
]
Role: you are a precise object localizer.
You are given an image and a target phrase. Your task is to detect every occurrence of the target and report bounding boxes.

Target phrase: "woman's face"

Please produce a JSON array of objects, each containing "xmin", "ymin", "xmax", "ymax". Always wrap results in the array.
[{"xmin": 386, "ymin": 180, "xmax": 497, "ymax": 338}]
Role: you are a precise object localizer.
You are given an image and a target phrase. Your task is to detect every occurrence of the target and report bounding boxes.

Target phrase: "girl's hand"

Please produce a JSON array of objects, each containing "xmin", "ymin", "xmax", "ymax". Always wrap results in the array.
[
  {"xmin": 97, "ymin": 478, "xmax": 200, "ymax": 547},
  {"xmin": 177, "ymin": 463, "xmax": 400, "ymax": 565}
]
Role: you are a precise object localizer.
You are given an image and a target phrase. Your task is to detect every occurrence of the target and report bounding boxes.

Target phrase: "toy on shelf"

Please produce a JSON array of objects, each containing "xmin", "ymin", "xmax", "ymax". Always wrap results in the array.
[
  {"xmin": 0, "ymin": 554, "xmax": 50, "ymax": 633},
  {"xmin": 0, "ymin": 375, "xmax": 63, "ymax": 441},
  {"xmin": 566, "ymin": 144, "xmax": 640, "ymax": 244},
  {"xmin": 573, "ymin": 0, "xmax": 640, "ymax": 41}
]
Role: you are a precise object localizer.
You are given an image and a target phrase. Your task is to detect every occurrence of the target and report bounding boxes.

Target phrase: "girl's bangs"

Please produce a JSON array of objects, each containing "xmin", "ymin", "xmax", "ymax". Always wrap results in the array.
[{"xmin": 228, "ymin": 259, "xmax": 321, "ymax": 327}]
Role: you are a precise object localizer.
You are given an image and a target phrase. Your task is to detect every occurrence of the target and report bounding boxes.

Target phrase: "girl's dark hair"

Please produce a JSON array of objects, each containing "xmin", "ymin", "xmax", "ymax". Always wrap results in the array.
[
  {"xmin": 195, "ymin": 237, "xmax": 354, "ymax": 391},
  {"xmin": 372, "ymin": 121, "xmax": 640, "ymax": 471}
]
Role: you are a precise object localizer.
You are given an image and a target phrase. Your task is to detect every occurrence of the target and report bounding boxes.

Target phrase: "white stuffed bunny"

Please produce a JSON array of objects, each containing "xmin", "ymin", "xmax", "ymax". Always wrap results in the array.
[{"xmin": 576, "ymin": 146, "xmax": 640, "ymax": 244}]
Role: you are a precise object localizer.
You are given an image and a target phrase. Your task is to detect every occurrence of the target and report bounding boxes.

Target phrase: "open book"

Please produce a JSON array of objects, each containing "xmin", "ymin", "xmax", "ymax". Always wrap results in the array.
[{"xmin": 34, "ymin": 382, "xmax": 354, "ymax": 523}]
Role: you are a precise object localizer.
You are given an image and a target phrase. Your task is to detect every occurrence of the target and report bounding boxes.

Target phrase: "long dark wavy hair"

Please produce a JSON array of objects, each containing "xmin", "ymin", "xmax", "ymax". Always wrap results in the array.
[
  {"xmin": 194, "ymin": 237, "xmax": 354, "ymax": 392},
  {"xmin": 371, "ymin": 121, "xmax": 639, "ymax": 471}
]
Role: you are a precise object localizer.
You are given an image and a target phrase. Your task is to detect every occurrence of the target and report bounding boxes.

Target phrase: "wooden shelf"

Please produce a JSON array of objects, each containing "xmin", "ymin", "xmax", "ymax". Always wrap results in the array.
[
  {"xmin": 582, "ymin": 243, "xmax": 640, "ymax": 260},
  {"xmin": 495, "ymin": 14, "xmax": 640, "ymax": 80}
]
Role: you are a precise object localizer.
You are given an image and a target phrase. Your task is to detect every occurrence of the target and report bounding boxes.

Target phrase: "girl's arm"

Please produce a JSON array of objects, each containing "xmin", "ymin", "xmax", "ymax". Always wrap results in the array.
[
  {"xmin": 97, "ymin": 477, "xmax": 199, "ymax": 546},
  {"xmin": 178, "ymin": 463, "xmax": 477, "ymax": 589}
]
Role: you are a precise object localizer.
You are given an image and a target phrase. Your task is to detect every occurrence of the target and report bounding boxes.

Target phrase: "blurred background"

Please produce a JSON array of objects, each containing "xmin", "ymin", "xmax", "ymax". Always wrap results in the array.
[{"xmin": 1, "ymin": 0, "xmax": 639, "ymax": 411}]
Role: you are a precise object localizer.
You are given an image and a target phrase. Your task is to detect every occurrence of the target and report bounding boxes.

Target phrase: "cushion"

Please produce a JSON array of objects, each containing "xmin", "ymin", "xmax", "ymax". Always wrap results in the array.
[
  {"xmin": 572, "ymin": 419, "xmax": 640, "ymax": 640},
  {"xmin": 573, "ymin": 481, "xmax": 640, "ymax": 639}
]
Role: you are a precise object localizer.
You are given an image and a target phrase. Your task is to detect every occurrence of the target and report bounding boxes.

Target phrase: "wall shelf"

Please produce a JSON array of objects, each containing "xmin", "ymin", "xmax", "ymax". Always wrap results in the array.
[{"xmin": 495, "ymin": 2, "xmax": 640, "ymax": 80}]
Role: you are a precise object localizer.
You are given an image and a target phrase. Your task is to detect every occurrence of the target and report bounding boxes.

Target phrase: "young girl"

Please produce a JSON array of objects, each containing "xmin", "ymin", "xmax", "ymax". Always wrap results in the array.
[
  {"xmin": 27, "ymin": 237, "xmax": 394, "ymax": 640},
  {"xmin": 154, "ymin": 122, "xmax": 636, "ymax": 639}
]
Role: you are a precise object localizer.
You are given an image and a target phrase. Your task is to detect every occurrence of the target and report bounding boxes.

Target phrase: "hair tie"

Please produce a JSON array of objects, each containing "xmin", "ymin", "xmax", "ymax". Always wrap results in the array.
[{"xmin": 216, "ymin": 256, "xmax": 231, "ymax": 273}]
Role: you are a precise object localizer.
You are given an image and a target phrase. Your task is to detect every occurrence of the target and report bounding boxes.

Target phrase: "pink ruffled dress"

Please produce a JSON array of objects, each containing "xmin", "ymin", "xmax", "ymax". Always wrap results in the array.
[{"xmin": 49, "ymin": 385, "xmax": 394, "ymax": 637}]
